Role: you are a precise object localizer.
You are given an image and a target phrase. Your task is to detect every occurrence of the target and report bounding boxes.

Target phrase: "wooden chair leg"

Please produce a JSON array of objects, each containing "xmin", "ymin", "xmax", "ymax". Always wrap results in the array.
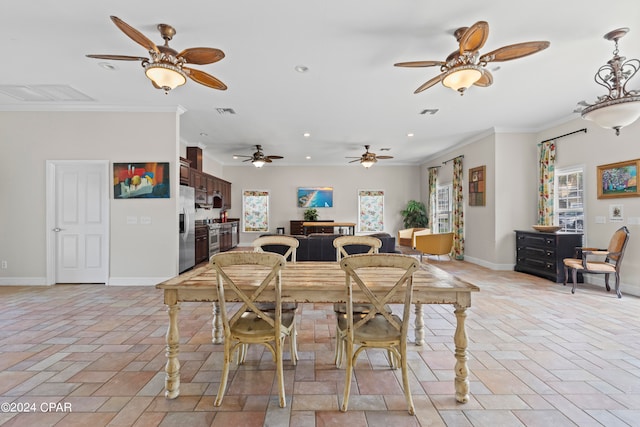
[
  {"xmin": 614, "ymin": 273, "xmax": 622, "ymax": 298},
  {"xmin": 604, "ymin": 273, "xmax": 611, "ymax": 292},
  {"xmin": 571, "ymin": 269, "xmax": 578, "ymax": 294},
  {"xmin": 399, "ymin": 347, "xmax": 415, "ymax": 415},
  {"xmin": 341, "ymin": 342, "xmax": 354, "ymax": 412},
  {"xmin": 214, "ymin": 340, "xmax": 233, "ymax": 406}
]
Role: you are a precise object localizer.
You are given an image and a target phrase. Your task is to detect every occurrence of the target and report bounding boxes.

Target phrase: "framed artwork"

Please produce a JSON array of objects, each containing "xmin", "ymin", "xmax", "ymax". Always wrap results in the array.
[
  {"xmin": 609, "ymin": 204, "xmax": 624, "ymax": 222},
  {"xmin": 597, "ymin": 159, "xmax": 639, "ymax": 199},
  {"xmin": 113, "ymin": 162, "xmax": 170, "ymax": 199},
  {"xmin": 297, "ymin": 187, "xmax": 333, "ymax": 207},
  {"xmin": 358, "ymin": 190, "xmax": 384, "ymax": 232},
  {"xmin": 468, "ymin": 165, "xmax": 486, "ymax": 206},
  {"xmin": 242, "ymin": 190, "xmax": 269, "ymax": 232}
]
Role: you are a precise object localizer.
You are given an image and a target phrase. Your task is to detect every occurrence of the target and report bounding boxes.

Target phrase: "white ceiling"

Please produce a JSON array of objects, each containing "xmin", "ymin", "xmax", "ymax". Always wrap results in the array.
[{"xmin": 2, "ymin": 0, "xmax": 639, "ymax": 166}]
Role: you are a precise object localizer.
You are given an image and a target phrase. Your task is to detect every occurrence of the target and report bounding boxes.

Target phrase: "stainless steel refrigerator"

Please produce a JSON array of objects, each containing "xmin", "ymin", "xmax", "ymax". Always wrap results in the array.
[{"xmin": 179, "ymin": 185, "xmax": 195, "ymax": 273}]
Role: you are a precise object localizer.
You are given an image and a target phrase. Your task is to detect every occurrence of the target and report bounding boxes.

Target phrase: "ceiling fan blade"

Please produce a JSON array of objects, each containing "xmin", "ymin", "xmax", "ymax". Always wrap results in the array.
[
  {"xmin": 394, "ymin": 60, "xmax": 445, "ymax": 68},
  {"xmin": 479, "ymin": 41, "xmax": 550, "ymax": 63},
  {"xmin": 459, "ymin": 21, "xmax": 489, "ymax": 53},
  {"xmin": 266, "ymin": 155, "xmax": 283, "ymax": 160},
  {"xmin": 184, "ymin": 67, "xmax": 227, "ymax": 90},
  {"xmin": 414, "ymin": 73, "xmax": 445, "ymax": 94},
  {"xmin": 474, "ymin": 70, "xmax": 493, "ymax": 87},
  {"xmin": 178, "ymin": 47, "xmax": 225, "ymax": 65},
  {"xmin": 264, "ymin": 158, "xmax": 273, "ymax": 163},
  {"xmin": 376, "ymin": 156, "xmax": 394, "ymax": 159},
  {"xmin": 242, "ymin": 158, "xmax": 252, "ymax": 162},
  {"xmin": 86, "ymin": 54, "xmax": 148, "ymax": 61},
  {"xmin": 110, "ymin": 16, "xmax": 160, "ymax": 54},
  {"xmin": 348, "ymin": 159, "xmax": 362, "ymax": 163}
]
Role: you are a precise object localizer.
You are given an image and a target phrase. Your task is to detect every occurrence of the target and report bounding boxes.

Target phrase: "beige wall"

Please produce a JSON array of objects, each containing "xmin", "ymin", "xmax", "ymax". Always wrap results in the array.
[
  {"xmin": 0, "ymin": 111, "xmax": 180, "ymax": 285},
  {"xmin": 221, "ymin": 165, "xmax": 422, "ymax": 245}
]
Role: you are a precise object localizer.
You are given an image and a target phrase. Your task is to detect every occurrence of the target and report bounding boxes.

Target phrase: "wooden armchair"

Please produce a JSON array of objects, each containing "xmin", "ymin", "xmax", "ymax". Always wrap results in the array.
[
  {"xmin": 563, "ymin": 226, "xmax": 630, "ymax": 298},
  {"xmin": 414, "ymin": 232, "xmax": 454, "ymax": 261},
  {"xmin": 397, "ymin": 227, "xmax": 430, "ymax": 248}
]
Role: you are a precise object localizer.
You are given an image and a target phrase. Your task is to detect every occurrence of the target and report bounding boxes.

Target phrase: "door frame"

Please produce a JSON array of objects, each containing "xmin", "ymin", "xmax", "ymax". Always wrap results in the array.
[{"xmin": 45, "ymin": 160, "xmax": 111, "ymax": 285}]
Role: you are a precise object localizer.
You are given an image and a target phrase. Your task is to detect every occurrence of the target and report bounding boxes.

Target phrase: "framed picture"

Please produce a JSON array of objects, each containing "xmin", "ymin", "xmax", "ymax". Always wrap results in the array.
[
  {"xmin": 597, "ymin": 159, "xmax": 639, "ymax": 199},
  {"xmin": 297, "ymin": 187, "xmax": 333, "ymax": 208},
  {"xmin": 113, "ymin": 162, "xmax": 170, "ymax": 199},
  {"xmin": 358, "ymin": 190, "xmax": 384, "ymax": 232},
  {"xmin": 468, "ymin": 165, "xmax": 486, "ymax": 206}
]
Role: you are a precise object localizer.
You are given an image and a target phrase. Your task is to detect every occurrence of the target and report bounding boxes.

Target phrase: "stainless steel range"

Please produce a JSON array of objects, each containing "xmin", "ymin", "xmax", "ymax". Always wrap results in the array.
[{"xmin": 208, "ymin": 222, "xmax": 221, "ymax": 257}]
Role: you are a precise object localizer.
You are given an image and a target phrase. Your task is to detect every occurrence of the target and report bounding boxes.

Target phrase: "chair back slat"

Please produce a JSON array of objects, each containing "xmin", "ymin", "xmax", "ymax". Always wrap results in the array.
[
  {"xmin": 253, "ymin": 235, "xmax": 299, "ymax": 262},
  {"xmin": 334, "ymin": 235, "xmax": 382, "ymax": 261}
]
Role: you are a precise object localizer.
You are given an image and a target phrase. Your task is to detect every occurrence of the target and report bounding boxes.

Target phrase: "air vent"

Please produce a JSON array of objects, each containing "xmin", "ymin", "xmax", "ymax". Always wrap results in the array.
[
  {"xmin": 419, "ymin": 109, "xmax": 439, "ymax": 115},
  {"xmin": 216, "ymin": 108, "xmax": 236, "ymax": 115},
  {"xmin": 0, "ymin": 85, "xmax": 94, "ymax": 102}
]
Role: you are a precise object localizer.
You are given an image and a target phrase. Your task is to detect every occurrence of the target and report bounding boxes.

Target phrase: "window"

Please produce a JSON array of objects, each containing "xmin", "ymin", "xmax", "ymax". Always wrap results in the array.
[
  {"xmin": 555, "ymin": 167, "xmax": 584, "ymax": 232},
  {"xmin": 436, "ymin": 184, "xmax": 452, "ymax": 233}
]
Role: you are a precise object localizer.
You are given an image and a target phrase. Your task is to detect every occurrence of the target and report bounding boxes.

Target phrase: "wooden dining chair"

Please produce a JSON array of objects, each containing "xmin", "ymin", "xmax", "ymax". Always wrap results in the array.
[
  {"xmin": 210, "ymin": 251, "xmax": 293, "ymax": 407},
  {"xmin": 563, "ymin": 226, "xmax": 630, "ymax": 298},
  {"xmin": 251, "ymin": 235, "xmax": 300, "ymax": 365},
  {"xmin": 338, "ymin": 253, "xmax": 420, "ymax": 414},
  {"xmin": 332, "ymin": 235, "xmax": 384, "ymax": 367}
]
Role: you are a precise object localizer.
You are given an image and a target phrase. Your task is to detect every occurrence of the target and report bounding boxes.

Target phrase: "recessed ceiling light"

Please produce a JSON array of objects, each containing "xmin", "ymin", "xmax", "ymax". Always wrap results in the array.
[
  {"xmin": 232, "ymin": 155, "xmax": 238, "ymax": 159},
  {"xmin": 295, "ymin": 65, "xmax": 309, "ymax": 73},
  {"xmin": 303, "ymin": 132, "xmax": 311, "ymax": 137},
  {"xmin": 407, "ymin": 133, "xmax": 414, "ymax": 137},
  {"xmin": 306, "ymin": 156, "xmax": 311, "ymax": 160}
]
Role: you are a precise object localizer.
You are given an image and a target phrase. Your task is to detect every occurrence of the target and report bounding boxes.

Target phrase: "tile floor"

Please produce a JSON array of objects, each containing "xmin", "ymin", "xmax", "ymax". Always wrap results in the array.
[{"xmin": 1, "ymin": 257, "xmax": 639, "ymax": 426}]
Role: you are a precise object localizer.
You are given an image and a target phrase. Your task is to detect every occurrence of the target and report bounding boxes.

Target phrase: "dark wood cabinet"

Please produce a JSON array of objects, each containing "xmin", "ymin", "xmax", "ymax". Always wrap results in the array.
[
  {"xmin": 195, "ymin": 225, "xmax": 209, "ymax": 264},
  {"xmin": 190, "ymin": 169, "xmax": 207, "ymax": 205},
  {"xmin": 179, "ymin": 157, "xmax": 191, "ymax": 185},
  {"xmin": 186, "ymin": 146, "xmax": 203, "ymax": 172},
  {"xmin": 515, "ymin": 230, "xmax": 583, "ymax": 282},
  {"xmin": 290, "ymin": 220, "xmax": 334, "ymax": 235}
]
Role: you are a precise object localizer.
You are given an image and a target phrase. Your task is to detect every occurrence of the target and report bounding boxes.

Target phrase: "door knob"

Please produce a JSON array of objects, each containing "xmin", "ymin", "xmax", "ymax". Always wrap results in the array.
[{"xmin": 53, "ymin": 227, "xmax": 63, "ymax": 232}]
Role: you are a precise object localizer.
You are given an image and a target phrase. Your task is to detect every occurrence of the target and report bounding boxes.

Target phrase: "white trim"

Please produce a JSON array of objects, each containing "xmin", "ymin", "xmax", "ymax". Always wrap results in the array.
[{"xmin": 0, "ymin": 277, "xmax": 48, "ymax": 286}]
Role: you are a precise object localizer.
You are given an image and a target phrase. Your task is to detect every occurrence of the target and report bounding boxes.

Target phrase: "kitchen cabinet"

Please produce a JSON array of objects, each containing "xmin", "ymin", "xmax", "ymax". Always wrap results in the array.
[
  {"xmin": 195, "ymin": 225, "xmax": 209, "ymax": 264},
  {"xmin": 515, "ymin": 230, "xmax": 583, "ymax": 283},
  {"xmin": 190, "ymin": 169, "xmax": 207, "ymax": 205},
  {"xmin": 179, "ymin": 157, "xmax": 191, "ymax": 185}
]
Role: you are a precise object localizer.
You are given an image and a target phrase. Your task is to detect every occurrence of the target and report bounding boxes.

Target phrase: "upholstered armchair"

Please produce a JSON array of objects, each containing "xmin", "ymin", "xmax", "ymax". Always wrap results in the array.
[
  {"xmin": 397, "ymin": 228, "xmax": 430, "ymax": 248},
  {"xmin": 414, "ymin": 232, "xmax": 454, "ymax": 261}
]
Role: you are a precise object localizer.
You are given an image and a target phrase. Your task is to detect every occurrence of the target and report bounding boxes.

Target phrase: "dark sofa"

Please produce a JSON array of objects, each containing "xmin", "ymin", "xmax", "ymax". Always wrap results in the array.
[{"xmin": 259, "ymin": 233, "xmax": 398, "ymax": 261}]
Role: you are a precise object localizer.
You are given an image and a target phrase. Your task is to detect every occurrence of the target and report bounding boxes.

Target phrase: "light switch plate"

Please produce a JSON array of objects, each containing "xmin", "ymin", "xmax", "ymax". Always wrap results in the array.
[
  {"xmin": 628, "ymin": 217, "xmax": 640, "ymax": 225},
  {"xmin": 126, "ymin": 216, "xmax": 138, "ymax": 225},
  {"xmin": 140, "ymin": 216, "xmax": 152, "ymax": 225}
]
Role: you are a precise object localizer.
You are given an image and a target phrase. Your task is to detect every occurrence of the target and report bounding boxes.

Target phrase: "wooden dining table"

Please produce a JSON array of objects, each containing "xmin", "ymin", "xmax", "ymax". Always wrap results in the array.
[{"xmin": 156, "ymin": 259, "xmax": 479, "ymax": 403}]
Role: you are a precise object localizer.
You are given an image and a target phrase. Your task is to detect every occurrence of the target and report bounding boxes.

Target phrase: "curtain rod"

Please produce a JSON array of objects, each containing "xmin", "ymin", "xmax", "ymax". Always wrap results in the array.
[
  {"xmin": 538, "ymin": 128, "xmax": 587, "ymax": 145},
  {"xmin": 442, "ymin": 155, "xmax": 464, "ymax": 165}
]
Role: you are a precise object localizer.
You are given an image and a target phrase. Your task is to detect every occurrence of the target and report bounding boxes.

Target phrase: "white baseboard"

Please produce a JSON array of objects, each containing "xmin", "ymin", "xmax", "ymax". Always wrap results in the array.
[
  {"xmin": 462, "ymin": 256, "xmax": 514, "ymax": 271},
  {"xmin": 0, "ymin": 277, "xmax": 48, "ymax": 285}
]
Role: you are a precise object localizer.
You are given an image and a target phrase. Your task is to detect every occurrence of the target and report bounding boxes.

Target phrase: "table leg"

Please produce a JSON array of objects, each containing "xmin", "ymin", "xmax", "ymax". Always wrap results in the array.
[
  {"xmin": 212, "ymin": 302, "xmax": 223, "ymax": 344},
  {"xmin": 164, "ymin": 301, "xmax": 181, "ymax": 399},
  {"xmin": 453, "ymin": 305, "xmax": 470, "ymax": 403},
  {"xmin": 414, "ymin": 303, "xmax": 424, "ymax": 346}
]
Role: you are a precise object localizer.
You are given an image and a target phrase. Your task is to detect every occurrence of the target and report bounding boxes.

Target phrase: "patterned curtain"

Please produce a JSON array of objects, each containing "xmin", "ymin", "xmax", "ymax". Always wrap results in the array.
[
  {"xmin": 452, "ymin": 156, "xmax": 465, "ymax": 260},
  {"xmin": 538, "ymin": 141, "xmax": 556, "ymax": 225},
  {"xmin": 427, "ymin": 167, "xmax": 438, "ymax": 231}
]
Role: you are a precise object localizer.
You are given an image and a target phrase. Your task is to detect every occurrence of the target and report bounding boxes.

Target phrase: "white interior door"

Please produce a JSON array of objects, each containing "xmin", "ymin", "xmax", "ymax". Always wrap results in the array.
[{"xmin": 49, "ymin": 161, "xmax": 109, "ymax": 283}]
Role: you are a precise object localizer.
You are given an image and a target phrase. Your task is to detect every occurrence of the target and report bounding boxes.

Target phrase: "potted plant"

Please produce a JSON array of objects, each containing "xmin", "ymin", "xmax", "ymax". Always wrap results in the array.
[
  {"xmin": 303, "ymin": 208, "xmax": 319, "ymax": 221},
  {"xmin": 400, "ymin": 200, "xmax": 428, "ymax": 228}
]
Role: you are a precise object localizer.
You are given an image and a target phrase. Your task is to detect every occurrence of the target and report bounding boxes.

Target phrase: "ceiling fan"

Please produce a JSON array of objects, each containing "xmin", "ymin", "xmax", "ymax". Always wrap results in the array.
[
  {"xmin": 234, "ymin": 145, "xmax": 283, "ymax": 168},
  {"xmin": 346, "ymin": 145, "xmax": 393, "ymax": 168},
  {"xmin": 394, "ymin": 21, "xmax": 549, "ymax": 95},
  {"xmin": 87, "ymin": 16, "xmax": 227, "ymax": 93}
]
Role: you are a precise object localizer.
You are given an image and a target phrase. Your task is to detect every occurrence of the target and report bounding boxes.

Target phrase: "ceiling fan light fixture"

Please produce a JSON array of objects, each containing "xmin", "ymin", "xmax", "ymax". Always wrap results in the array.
[
  {"xmin": 144, "ymin": 62, "xmax": 187, "ymax": 91},
  {"xmin": 579, "ymin": 27, "xmax": 640, "ymax": 135},
  {"xmin": 361, "ymin": 159, "xmax": 376, "ymax": 168},
  {"xmin": 252, "ymin": 159, "xmax": 266, "ymax": 168},
  {"xmin": 442, "ymin": 65, "xmax": 483, "ymax": 93}
]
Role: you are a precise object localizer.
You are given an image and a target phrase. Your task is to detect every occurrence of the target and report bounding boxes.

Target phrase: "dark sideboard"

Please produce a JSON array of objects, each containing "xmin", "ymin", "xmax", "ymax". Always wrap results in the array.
[{"xmin": 515, "ymin": 230, "xmax": 583, "ymax": 283}]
